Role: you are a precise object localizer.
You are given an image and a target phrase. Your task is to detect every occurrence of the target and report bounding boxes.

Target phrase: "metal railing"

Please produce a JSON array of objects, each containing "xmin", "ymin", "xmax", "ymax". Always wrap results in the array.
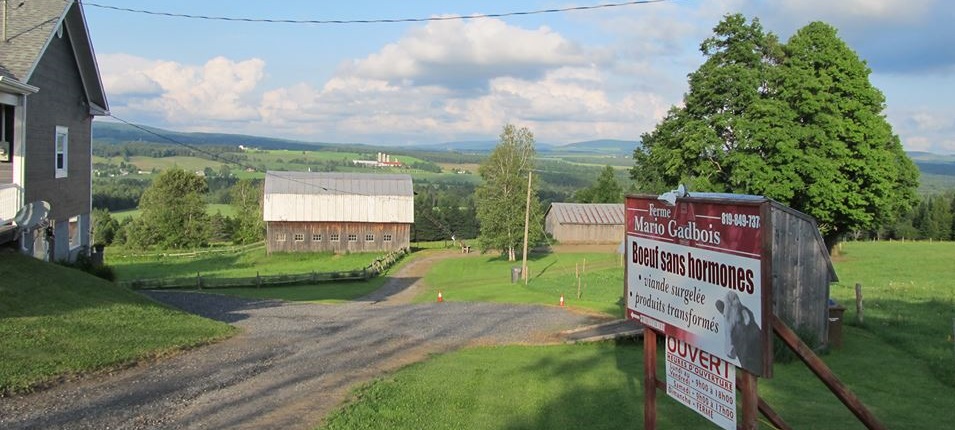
[{"xmin": 0, "ymin": 183, "xmax": 21, "ymax": 224}]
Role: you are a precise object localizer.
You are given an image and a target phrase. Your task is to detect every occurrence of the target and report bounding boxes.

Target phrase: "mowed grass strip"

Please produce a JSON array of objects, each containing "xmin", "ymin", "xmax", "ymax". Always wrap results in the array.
[
  {"xmin": 322, "ymin": 326, "xmax": 955, "ymax": 429},
  {"xmin": 418, "ymin": 251, "xmax": 625, "ymax": 316},
  {"xmin": 0, "ymin": 252, "xmax": 235, "ymax": 394},
  {"xmin": 830, "ymin": 241, "xmax": 955, "ymax": 388},
  {"xmin": 108, "ymin": 247, "xmax": 380, "ymax": 281}
]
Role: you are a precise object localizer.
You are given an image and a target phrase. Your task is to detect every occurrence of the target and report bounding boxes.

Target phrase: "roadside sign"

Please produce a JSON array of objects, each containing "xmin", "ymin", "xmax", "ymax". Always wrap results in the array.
[
  {"xmin": 665, "ymin": 336, "xmax": 736, "ymax": 430},
  {"xmin": 625, "ymin": 195, "xmax": 769, "ymax": 375}
]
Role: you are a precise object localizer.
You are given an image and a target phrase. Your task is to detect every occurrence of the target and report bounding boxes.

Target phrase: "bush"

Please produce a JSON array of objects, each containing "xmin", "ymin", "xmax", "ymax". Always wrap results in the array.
[{"xmin": 58, "ymin": 251, "xmax": 117, "ymax": 282}]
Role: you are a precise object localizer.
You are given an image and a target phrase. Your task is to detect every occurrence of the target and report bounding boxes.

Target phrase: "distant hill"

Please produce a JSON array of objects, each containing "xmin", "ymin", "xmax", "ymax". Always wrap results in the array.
[
  {"xmin": 555, "ymin": 139, "xmax": 639, "ymax": 155},
  {"xmin": 93, "ymin": 121, "xmax": 351, "ymax": 151}
]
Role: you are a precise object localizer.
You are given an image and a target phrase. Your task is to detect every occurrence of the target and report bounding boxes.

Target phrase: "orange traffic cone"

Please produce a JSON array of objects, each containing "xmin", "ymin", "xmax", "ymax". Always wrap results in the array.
[
  {"xmin": 437, "ymin": 291, "xmax": 444, "ymax": 303},
  {"xmin": 559, "ymin": 294, "xmax": 565, "ymax": 307}
]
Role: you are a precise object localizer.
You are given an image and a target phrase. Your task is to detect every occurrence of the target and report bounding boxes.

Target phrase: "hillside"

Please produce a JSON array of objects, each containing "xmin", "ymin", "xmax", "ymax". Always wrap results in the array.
[{"xmin": 0, "ymin": 252, "xmax": 234, "ymax": 393}]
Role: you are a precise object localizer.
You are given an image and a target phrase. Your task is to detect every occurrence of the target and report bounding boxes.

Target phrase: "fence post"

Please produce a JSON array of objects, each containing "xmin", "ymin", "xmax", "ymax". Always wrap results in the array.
[
  {"xmin": 196, "ymin": 272, "xmax": 201, "ymax": 290},
  {"xmin": 256, "ymin": 271, "xmax": 261, "ymax": 288},
  {"xmin": 855, "ymin": 283, "xmax": 863, "ymax": 324}
]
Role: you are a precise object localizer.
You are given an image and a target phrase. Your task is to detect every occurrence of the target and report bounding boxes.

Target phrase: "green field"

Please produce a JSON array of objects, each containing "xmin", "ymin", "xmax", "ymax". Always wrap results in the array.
[
  {"xmin": 418, "ymin": 251, "xmax": 624, "ymax": 316},
  {"xmin": 0, "ymin": 252, "xmax": 235, "ymax": 394},
  {"xmin": 322, "ymin": 241, "xmax": 955, "ymax": 429},
  {"xmin": 114, "ymin": 203, "xmax": 236, "ymax": 220},
  {"xmin": 107, "ymin": 246, "xmax": 383, "ymax": 281}
]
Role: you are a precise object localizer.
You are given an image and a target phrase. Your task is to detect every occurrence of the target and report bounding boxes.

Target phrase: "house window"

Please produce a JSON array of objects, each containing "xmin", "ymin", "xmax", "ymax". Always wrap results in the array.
[
  {"xmin": 312, "ymin": 234, "xmax": 322, "ymax": 241},
  {"xmin": 68, "ymin": 216, "xmax": 80, "ymax": 249},
  {"xmin": 383, "ymin": 234, "xmax": 393, "ymax": 242},
  {"xmin": 348, "ymin": 234, "xmax": 358, "ymax": 242},
  {"xmin": 330, "ymin": 234, "xmax": 340, "ymax": 242},
  {"xmin": 276, "ymin": 233, "xmax": 287, "ymax": 242},
  {"xmin": 55, "ymin": 126, "xmax": 68, "ymax": 178},
  {"xmin": 365, "ymin": 233, "xmax": 375, "ymax": 242},
  {"xmin": 294, "ymin": 233, "xmax": 305, "ymax": 242}
]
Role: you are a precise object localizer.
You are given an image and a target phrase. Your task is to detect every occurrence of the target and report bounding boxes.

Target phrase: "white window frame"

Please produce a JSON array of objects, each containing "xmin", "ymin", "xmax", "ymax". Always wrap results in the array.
[
  {"xmin": 276, "ymin": 233, "xmax": 287, "ymax": 242},
  {"xmin": 312, "ymin": 234, "xmax": 322, "ymax": 241},
  {"xmin": 293, "ymin": 233, "xmax": 305, "ymax": 242},
  {"xmin": 347, "ymin": 234, "xmax": 358, "ymax": 242},
  {"xmin": 383, "ymin": 234, "xmax": 393, "ymax": 242},
  {"xmin": 330, "ymin": 233, "xmax": 340, "ymax": 242},
  {"xmin": 55, "ymin": 126, "xmax": 68, "ymax": 178},
  {"xmin": 365, "ymin": 233, "xmax": 375, "ymax": 242}
]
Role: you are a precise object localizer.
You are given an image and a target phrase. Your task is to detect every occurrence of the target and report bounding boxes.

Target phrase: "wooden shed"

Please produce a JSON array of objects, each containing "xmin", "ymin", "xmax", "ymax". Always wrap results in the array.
[
  {"xmin": 263, "ymin": 172, "xmax": 413, "ymax": 254},
  {"xmin": 545, "ymin": 203, "xmax": 624, "ymax": 244}
]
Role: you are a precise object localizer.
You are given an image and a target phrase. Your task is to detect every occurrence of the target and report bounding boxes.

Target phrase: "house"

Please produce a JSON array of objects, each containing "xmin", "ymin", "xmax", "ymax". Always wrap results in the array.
[
  {"xmin": 0, "ymin": 0, "xmax": 108, "ymax": 261},
  {"xmin": 263, "ymin": 172, "xmax": 414, "ymax": 253},
  {"xmin": 545, "ymin": 203, "xmax": 625, "ymax": 244}
]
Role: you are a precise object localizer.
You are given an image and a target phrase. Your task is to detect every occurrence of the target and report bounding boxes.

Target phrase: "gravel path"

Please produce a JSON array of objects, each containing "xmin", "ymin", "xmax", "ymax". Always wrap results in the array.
[{"xmin": 0, "ymin": 251, "xmax": 602, "ymax": 429}]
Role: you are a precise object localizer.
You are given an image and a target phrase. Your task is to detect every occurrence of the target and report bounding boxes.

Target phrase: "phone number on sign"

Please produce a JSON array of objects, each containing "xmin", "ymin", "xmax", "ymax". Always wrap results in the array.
[{"xmin": 721, "ymin": 212, "xmax": 760, "ymax": 229}]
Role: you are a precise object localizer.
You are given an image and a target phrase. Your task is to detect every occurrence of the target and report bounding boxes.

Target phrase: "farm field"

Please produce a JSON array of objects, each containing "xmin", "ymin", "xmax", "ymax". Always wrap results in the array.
[
  {"xmin": 114, "ymin": 203, "xmax": 236, "ymax": 220},
  {"xmin": 107, "ymin": 246, "xmax": 384, "ymax": 281},
  {"xmin": 417, "ymin": 251, "xmax": 625, "ymax": 316},
  {"xmin": 322, "ymin": 241, "xmax": 955, "ymax": 429},
  {"xmin": 0, "ymin": 252, "xmax": 235, "ymax": 394}
]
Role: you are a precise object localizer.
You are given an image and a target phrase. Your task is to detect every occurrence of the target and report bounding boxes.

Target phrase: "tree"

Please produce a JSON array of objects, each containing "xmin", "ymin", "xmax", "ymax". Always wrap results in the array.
[
  {"xmin": 631, "ymin": 14, "xmax": 919, "ymax": 249},
  {"xmin": 133, "ymin": 168, "xmax": 210, "ymax": 249},
  {"xmin": 91, "ymin": 208, "xmax": 119, "ymax": 246},
  {"xmin": 231, "ymin": 178, "xmax": 265, "ymax": 244},
  {"xmin": 475, "ymin": 124, "xmax": 545, "ymax": 260},
  {"xmin": 575, "ymin": 165, "xmax": 623, "ymax": 203}
]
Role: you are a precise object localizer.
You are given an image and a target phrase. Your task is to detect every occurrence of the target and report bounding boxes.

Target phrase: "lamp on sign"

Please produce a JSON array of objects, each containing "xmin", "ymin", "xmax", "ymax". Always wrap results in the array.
[{"xmin": 657, "ymin": 184, "xmax": 688, "ymax": 206}]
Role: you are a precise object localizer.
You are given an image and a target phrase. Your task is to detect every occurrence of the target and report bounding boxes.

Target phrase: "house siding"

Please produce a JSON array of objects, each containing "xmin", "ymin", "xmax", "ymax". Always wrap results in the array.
[
  {"xmin": 266, "ymin": 221, "xmax": 410, "ymax": 254},
  {"xmin": 23, "ymin": 23, "xmax": 92, "ymax": 260}
]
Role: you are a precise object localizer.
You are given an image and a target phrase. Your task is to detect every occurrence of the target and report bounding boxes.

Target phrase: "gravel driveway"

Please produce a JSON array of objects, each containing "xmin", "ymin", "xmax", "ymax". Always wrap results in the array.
[{"xmin": 0, "ymin": 252, "xmax": 602, "ymax": 429}]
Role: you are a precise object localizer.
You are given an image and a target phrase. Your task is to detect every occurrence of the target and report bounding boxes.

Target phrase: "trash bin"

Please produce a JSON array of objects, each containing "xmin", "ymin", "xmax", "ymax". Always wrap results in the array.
[
  {"xmin": 828, "ymin": 304, "xmax": 846, "ymax": 349},
  {"xmin": 511, "ymin": 267, "xmax": 522, "ymax": 283}
]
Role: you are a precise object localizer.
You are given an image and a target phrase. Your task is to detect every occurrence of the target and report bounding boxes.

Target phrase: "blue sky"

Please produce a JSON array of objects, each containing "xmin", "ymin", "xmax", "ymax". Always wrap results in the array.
[{"xmin": 83, "ymin": 0, "xmax": 955, "ymax": 153}]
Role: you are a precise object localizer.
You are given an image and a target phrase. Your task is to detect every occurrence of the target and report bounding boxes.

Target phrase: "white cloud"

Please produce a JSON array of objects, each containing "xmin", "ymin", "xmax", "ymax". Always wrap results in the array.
[
  {"xmin": 888, "ymin": 108, "xmax": 955, "ymax": 153},
  {"xmin": 99, "ymin": 54, "xmax": 266, "ymax": 124}
]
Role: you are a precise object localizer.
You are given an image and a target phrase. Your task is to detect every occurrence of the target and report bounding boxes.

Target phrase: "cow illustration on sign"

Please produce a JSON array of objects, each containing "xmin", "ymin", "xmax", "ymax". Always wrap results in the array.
[{"xmin": 715, "ymin": 290, "xmax": 762, "ymax": 372}]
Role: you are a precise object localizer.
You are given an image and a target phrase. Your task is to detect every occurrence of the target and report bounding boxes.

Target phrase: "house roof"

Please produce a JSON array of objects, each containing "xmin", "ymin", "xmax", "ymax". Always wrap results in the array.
[
  {"xmin": 547, "ymin": 203, "xmax": 625, "ymax": 225},
  {"xmin": 0, "ymin": 0, "xmax": 108, "ymax": 114},
  {"xmin": 264, "ymin": 171, "xmax": 414, "ymax": 196}
]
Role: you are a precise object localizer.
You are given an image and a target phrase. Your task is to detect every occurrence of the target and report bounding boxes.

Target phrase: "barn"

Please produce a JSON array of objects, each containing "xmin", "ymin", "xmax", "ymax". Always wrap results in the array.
[
  {"xmin": 545, "ymin": 203, "xmax": 625, "ymax": 244},
  {"xmin": 263, "ymin": 172, "xmax": 413, "ymax": 254}
]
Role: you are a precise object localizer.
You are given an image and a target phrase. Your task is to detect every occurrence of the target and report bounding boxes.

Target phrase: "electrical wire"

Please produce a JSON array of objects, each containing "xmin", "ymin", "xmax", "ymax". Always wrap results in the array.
[{"xmin": 80, "ymin": 1, "xmax": 671, "ymax": 25}]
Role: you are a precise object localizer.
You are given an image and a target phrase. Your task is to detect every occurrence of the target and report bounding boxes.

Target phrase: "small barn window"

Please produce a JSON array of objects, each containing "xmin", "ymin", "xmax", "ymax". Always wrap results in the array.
[
  {"xmin": 365, "ymin": 233, "xmax": 374, "ymax": 242},
  {"xmin": 383, "ymin": 234, "xmax": 393, "ymax": 242},
  {"xmin": 312, "ymin": 234, "xmax": 322, "ymax": 241},
  {"xmin": 330, "ymin": 234, "xmax": 340, "ymax": 242},
  {"xmin": 348, "ymin": 234, "xmax": 358, "ymax": 242},
  {"xmin": 294, "ymin": 233, "xmax": 305, "ymax": 242},
  {"xmin": 276, "ymin": 233, "xmax": 287, "ymax": 242}
]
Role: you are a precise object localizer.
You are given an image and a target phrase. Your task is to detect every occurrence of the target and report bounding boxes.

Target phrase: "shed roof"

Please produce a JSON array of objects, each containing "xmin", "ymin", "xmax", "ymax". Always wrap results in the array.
[
  {"xmin": 547, "ymin": 203, "xmax": 624, "ymax": 225},
  {"xmin": 264, "ymin": 171, "xmax": 413, "ymax": 197},
  {"xmin": 0, "ymin": 0, "xmax": 108, "ymax": 113}
]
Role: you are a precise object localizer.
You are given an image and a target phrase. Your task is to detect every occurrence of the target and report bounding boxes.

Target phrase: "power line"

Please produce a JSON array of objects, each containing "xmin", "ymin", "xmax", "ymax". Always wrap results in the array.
[{"xmin": 80, "ymin": 1, "xmax": 671, "ymax": 25}]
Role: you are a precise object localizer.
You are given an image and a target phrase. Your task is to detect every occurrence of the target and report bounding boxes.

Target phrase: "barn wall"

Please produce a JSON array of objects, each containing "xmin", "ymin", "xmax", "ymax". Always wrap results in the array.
[
  {"xmin": 771, "ymin": 206, "xmax": 831, "ymax": 346},
  {"xmin": 549, "ymin": 223, "xmax": 624, "ymax": 244},
  {"xmin": 267, "ymin": 221, "xmax": 410, "ymax": 254}
]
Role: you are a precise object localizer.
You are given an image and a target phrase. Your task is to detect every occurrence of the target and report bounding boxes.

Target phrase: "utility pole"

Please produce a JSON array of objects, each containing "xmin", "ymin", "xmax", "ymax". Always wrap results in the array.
[{"xmin": 521, "ymin": 170, "xmax": 532, "ymax": 284}]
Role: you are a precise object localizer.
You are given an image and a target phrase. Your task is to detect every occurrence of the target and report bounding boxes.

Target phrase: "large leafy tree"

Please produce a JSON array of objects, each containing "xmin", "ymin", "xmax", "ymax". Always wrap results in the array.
[
  {"xmin": 631, "ymin": 14, "xmax": 918, "ymax": 248},
  {"xmin": 575, "ymin": 165, "xmax": 624, "ymax": 203},
  {"xmin": 475, "ymin": 124, "xmax": 544, "ymax": 261},
  {"xmin": 128, "ymin": 168, "xmax": 210, "ymax": 249},
  {"xmin": 230, "ymin": 178, "xmax": 265, "ymax": 244}
]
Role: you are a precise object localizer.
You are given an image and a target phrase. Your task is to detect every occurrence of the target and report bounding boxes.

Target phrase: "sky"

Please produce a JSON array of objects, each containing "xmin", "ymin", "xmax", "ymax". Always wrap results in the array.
[{"xmin": 81, "ymin": 0, "xmax": 955, "ymax": 153}]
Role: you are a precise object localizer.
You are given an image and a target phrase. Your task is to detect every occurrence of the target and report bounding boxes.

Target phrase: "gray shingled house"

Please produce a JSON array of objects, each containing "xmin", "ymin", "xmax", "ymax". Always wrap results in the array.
[
  {"xmin": 0, "ymin": 0, "xmax": 108, "ymax": 261},
  {"xmin": 263, "ymin": 172, "xmax": 414, "ymax": 254},
  {"xmin": 545, "ymin": 203, "xmax": 625, "ymax": 244}
]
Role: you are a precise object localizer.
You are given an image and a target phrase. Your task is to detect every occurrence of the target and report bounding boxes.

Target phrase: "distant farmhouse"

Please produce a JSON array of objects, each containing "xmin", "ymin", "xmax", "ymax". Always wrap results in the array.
[
  {"xmin": 263, "ymin": 172, "xmax": 413, "ymax": 253},
  {"xmin": 545, "ymin": 203, "xmax": 625, "ymax": 244},
  {"xmin": 0, "ymin": 0, "xmax": 109, "ymax": 261},
  {"xmin": 352, "ymin": 152, "xmax": 403, "ymax": 168}
]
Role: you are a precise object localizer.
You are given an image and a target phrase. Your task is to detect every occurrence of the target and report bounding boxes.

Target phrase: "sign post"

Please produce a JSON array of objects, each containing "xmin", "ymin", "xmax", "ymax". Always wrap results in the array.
[{"xmin": 626, "ymin": 193, "xmax": 772, "ymax": 429}]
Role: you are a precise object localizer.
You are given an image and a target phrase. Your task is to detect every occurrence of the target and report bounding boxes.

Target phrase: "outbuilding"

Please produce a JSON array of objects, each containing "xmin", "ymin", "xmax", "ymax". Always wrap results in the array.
[
  {"xmin": 545, "ymin": 203, "xmax": 624, "ymax": 244},
  {"xmin": 263, "ymin": 172, "xmax": 413, "ymax": 254}
]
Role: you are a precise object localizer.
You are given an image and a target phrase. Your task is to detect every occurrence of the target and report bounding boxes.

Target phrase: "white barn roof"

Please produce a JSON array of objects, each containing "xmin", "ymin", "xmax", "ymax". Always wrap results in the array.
[
  {"xmin": 547, "ymin": 203, "xmax": 624, "ymax": 225},
  {"xmin": 264, "ymin": 172, "xmax": 414, "ymax": 223}
]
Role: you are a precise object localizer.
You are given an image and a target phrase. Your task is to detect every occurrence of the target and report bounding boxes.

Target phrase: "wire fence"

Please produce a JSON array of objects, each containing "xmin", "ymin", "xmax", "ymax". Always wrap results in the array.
[{"xmin": 120, "ymin": 248, "xmax": 407, "ymax": 290}]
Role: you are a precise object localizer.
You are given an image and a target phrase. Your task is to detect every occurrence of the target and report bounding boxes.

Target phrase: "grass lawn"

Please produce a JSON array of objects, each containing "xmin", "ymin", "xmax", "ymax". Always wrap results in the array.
[
  {"xmin": 323, "ymin": 323, "xmax": 955, "ymax": 429},
  {"xmin": 108, "ymin": 247, "xmax": 384, "ymax": 281},
  {"xmin": 323, "ymin": 241, "xmax": 955, "ymax": 428},
  {"xmin": 0, "ymin": 252, "xmax": 235, "ymax": 394},
  {"xmin": 418, "ymin": 250, "xmax": 625, "ymax": 316}
]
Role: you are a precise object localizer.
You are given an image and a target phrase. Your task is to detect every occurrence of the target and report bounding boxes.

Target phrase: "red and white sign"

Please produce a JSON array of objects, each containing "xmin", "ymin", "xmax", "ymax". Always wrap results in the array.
[
  {"xmin": 625, "ymin": 196, "xmax": 767, "ymax": 375},
  {"xmin": 665, "ymin": 337, "xmax": 736, "ymax": 430}
]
